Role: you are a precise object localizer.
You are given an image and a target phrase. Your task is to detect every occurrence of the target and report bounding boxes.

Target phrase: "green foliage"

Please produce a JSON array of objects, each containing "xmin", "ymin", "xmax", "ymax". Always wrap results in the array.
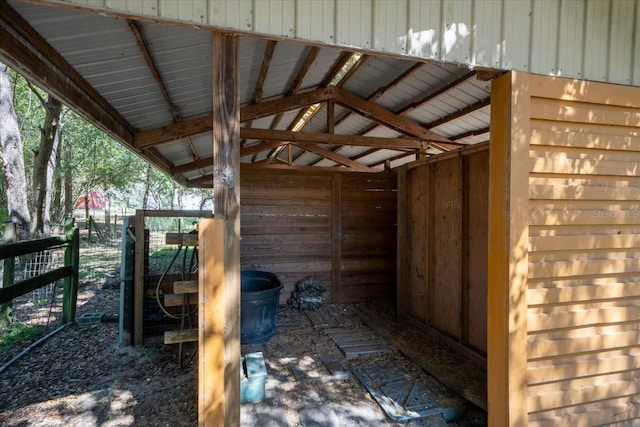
[
  {"xmin": 0, "ymin": 323, "xmax": 44, "ymax": 352},
  {"xmin": 3, "ymin": 67, "xmax": 213, "ymax": 221}
]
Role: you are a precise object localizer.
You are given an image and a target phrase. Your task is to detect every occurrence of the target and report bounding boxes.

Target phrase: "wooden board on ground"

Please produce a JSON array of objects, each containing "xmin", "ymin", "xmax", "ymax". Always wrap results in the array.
[
  {"xmin": 325, "ymin": 327, "xmax": 392, "ymax": 360},
  {"xmin": 290, "ymin": 354, "xmax": 349, "ymax": 382}
]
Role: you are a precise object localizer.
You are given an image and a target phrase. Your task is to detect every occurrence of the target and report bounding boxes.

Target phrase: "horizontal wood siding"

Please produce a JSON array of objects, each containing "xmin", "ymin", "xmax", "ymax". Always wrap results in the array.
[
  {"xmin": 241, "ymin": 169, "xmax": 332, "ymax": 303},
  {"xmin": 527, "ymin": 75, "xmax": 640, "ymax": 426},
  {"xmin": 338, "ymin": 173, "xmax": 397, "ymax": 303},
  {"xmin": 399, "ymin": 145, "xmax": 489, "ymax": 359},
  {"xmin": 241, "ymin": 168, "xmax": 397, "ymax": 304}
]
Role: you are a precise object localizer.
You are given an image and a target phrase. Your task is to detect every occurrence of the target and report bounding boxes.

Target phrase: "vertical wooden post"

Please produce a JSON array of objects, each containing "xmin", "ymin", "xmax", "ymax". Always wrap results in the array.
[
  {"xmin": 331, "ymin": 173, "xmax": 341, "ymax": 303},
  {"xmin": 327, "ymin": 100, "xmax": 335, "ymax": 133},
  {"xmin": 0, "ymin": 222, "xmax": 16, "ymax": 326},
  {"xmin": 62, "ymin": 218, "xmax": 79, "ymax": 323},
  {"xmin": 203, "ymin": 31, "xmax": 240, "ymax": 427},
  {"xmin": 487, "ymin": 71, "xmax": 530, "ymax": 426},
  {"xmin": 133, "ymin": 209, "xmax": 145, "ymax": 345},
  {"xmin": 198, "ymin": 218, "xmax": 225, "ymax": 425},
  {"xmin": 396, "ymin": 166, "xmax": 407, "ymax": 320}
]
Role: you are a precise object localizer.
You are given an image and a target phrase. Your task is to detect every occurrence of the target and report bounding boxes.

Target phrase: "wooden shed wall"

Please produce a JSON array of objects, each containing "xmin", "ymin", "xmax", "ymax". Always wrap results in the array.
[
  {"xmin": 397, "ymin": 144, "xmax": 489, "ymax": 360},
  {"xmin": 526, "ymin": 76, "xmax": 640, "ymax": 426},
  {"xmin": 240, "ymin": 168, "xmax": 397, "ymax": 304}
]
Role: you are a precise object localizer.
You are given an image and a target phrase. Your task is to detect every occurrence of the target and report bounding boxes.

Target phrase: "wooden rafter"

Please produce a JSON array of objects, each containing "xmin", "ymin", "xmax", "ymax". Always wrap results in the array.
[
  {"xmin": 328, "ymin": 71, "xmax": 479, "ymax": 165},
  {"xmin": 135, "ymin": 114, "xmax": 211, "ymax": 149},
  {"xmin": 291, "ymin": 142, "xmax": 373, "ymax": 172},
  {"xmin": 253, "ymin": 41, "xmax": 277, "ymax": 105},
  {"xmin": 172, "ymin": 156, "xmax": 213, "ymax": 177},
  {"xmin": 241, "ymin": 140, "xmax": 288, "ymax": 158},
  {"xmin": 0, "ymin": 3, "xmax": 133, "ymax": 145},
  {"xmin": 240, "ymin": 128, "xmax": 430, "ymax": 151},
  {"xmin": 355, "ymin": 71, "xmax": 477, "ymax": 141},
  {"xmin": 241, "ymin": 87, "xmax": 335, "ymax": 122},
  {"xmin": 127, "ymin": 19, "xmax": 201, "ymax": 170},
  {"xmin": 265, "ymin": 46, "xmax": 320, "ymax": 158},
  {"xmin": 453, "ymin": 126, "xmax": 491, "ymax": 142},
  {"xmin": 334, "ymin": 62, "xmax": 424, "ymax": 129},
  {"xmin": 426, "ymin": 98, "xmax": 490, "ymax": 129},
  {"xmin": 243, "ymin": 40, "xmax": 277, "ymax": 140},
  {"xmin": 257, "ymin": 51, "xmax": 359, "ymax": 164},
  {"xmin": 333, "ymin": 87, "xmax": 453, "ymax": 143}
]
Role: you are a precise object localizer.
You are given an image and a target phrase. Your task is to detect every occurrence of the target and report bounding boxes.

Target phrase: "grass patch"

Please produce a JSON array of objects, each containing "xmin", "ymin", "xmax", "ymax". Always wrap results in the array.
[{"xmin": 0, "ymin": 323, "xmax": 44, "ymax": 353}]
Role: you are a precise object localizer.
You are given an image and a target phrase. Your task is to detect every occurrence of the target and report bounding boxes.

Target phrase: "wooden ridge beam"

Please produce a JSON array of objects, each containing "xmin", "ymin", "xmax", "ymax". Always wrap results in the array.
[
  {"xmin": 240, "ymin": 128, "xmax": 430, "ymax": 150},
  {"xmin": 291, "ymin": 141, "xmax": 373, "ymax": 172},
  {"xmin": 333, "ymin": 87, "xmax": 452, "ymax": 143}
]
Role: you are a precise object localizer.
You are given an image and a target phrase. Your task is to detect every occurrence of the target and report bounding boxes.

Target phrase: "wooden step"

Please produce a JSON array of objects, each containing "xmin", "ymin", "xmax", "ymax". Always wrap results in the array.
[
  {"xmin": 173, "ymin": 280, "xmax": 198, "ymax": 294},
  {"xmin": 166, "ymin": 232, "xmax": 199, "ymax": 246},
  {"xmin": 164, "ymin": 293, "xmax": 198, "ymax": 307},
  {"xmin": 164, "ymin": 329, "xmax": 198, "ymax": 344}
]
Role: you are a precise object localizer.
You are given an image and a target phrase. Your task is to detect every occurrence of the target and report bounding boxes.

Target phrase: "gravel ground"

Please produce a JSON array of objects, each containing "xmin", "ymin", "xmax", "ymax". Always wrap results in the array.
[{"xmin": 0, "ymin": 270, "xmax": 487, "ymax": 426}]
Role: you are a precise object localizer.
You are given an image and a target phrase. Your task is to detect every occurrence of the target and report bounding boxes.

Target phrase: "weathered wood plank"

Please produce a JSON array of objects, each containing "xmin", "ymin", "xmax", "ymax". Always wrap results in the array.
[
  {"xmin": 164, "ymin": 293, "xmax": 198, "ymax": 307},
  {"xmin": 165, "ymin": 233, "xmax": 199, "ymax": 246},
  {"xmin": 165, "ymin": 328, "xmax": 198, "ymax": 344},
  {"xmin": 173, "ymin": 280, "xmax": 198, "ymax": 294}
]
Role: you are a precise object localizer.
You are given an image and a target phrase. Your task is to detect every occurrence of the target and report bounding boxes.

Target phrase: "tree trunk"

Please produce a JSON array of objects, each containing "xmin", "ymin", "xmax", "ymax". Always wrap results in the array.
[
  {"xmin": 32, "ymin": 95, "xmax": 62, "ymax": 237},
  {"xmin": 142, "ymin": 163, "xmax": 151, "ymax": 209},
  {"xmin": 51, "ymin": 124, "xmax": 63, "ymax": 233},
  {"xmin": 63, "ymin": 134, "xmax": 73, "ymax": 219},
  {"xmin": 0, "ymin": 62, "xmax": 31, "ymax": 239}
]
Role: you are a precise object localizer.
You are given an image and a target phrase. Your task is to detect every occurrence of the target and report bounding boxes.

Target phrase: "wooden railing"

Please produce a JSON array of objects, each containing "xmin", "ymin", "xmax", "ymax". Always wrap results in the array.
[{"xmin": 0, "ymin": 218, "xmax": 80, "ymax": 323}]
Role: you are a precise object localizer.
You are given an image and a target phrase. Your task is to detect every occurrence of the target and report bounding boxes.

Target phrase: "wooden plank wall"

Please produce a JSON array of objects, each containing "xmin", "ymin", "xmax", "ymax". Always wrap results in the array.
[
  {"xmin": 526, "ymin": 76, "xmax": 640, "ymax": 426},
  {"xmin": 399, "ymin": 144, "xmax": 489, "ymax": 359},
  {"xmin": 240, "ymin": 168, "xmax": 333, "ymax": 303},
  {"xmin": 240, "ymin": 168, "xmax": 397, "ymax": 304},
  {"xmin": 338, "ymin": 173, "xmax": 397, "ymax": 303}
]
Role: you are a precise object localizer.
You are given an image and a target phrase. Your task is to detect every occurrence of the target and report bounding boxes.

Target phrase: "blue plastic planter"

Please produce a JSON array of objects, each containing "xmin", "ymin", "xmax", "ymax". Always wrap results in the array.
[{"xmin": 241, "ymin": 271, "xmax": 282, "ymax": 344}]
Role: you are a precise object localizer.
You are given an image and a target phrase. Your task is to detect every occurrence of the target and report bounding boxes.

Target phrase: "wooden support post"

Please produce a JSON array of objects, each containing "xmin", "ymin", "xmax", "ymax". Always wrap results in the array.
[
  {"xmin": 198, "ymin": 218, "xmax": 225, "ymax": 425},
  {"xmin": 396, "ymin": 166, "xmax": 407, "ymax": 321},
  {"xmin": 0, "ymin": 222, "xmax": 16, "ymax": 326},
  {"xmin": 134, "ymin": 209, "xmax": 145, "ymax": 345},
  {"xmin": 327, "ymin": 100, "xmax": 334, "ymax": 133},
  {"xmin": 62, "ymin": 218, "xmax": 79, "ymax": 323},
  {"xmin": 487, "ymin": 71, "xmax": 530, "ymax": 427},
  {"xmin": 201, "ymin": 31, "xmax": 240, "ymax": 427},
  {"xmin": 331, "ymin": 173, "xmax": 342, "ymax": 303}
]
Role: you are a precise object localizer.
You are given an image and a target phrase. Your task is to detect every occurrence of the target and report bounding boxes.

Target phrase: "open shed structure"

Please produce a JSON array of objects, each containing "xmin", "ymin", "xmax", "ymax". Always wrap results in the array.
[{"xmin": 2, "ymin": 0, "xmax": 640, "ymax": 426}]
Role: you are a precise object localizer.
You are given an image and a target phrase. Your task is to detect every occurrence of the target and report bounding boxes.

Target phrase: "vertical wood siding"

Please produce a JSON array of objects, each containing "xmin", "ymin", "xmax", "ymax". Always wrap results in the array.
[
  {"xmin": 337, "ymin": 172, "xmax": 397, "ymax": 302},
  {"xmin": 527, "ymin": 75, "xmax": 640, "ymax": 426},
  {"xmin": 240, "ymin": 168, "xmax": 396, "ymax": 304},
  {"xmin": 57, "ymin": 0, "xmax": 640, "ymax": 86},
  {"xmin": 398, "ymin": 145, "xmax": 489, "ymax": 359}
]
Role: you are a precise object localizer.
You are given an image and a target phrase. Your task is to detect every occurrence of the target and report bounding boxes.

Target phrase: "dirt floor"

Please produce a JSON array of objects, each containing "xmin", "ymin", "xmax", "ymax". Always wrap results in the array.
[{"xmin": 0, "ymin": 276, "xmax": 488, "ymax": 426}]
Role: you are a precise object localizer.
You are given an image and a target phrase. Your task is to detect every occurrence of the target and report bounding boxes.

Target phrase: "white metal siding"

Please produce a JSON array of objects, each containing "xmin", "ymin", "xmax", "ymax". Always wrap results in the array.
[{"xmin": 43, "ymin": 0, "xmax": 640, "ymax": 86}]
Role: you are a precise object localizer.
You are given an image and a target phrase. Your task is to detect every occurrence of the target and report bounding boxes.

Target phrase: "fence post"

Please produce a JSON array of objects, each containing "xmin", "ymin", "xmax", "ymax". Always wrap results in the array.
[
  {"xmin": 0, "ymin": 222, "xmax": 16, "ymax": 326},
  {"xmin": 62, "ymin": 218, "xmax": 79, "ymax": 323}
]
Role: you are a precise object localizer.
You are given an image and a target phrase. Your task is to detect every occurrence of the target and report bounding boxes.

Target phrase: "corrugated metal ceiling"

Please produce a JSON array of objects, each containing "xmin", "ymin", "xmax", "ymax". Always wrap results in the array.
[{"xmin": 4, "ymin": 0, "xmax": 495, "ymax": 187}]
